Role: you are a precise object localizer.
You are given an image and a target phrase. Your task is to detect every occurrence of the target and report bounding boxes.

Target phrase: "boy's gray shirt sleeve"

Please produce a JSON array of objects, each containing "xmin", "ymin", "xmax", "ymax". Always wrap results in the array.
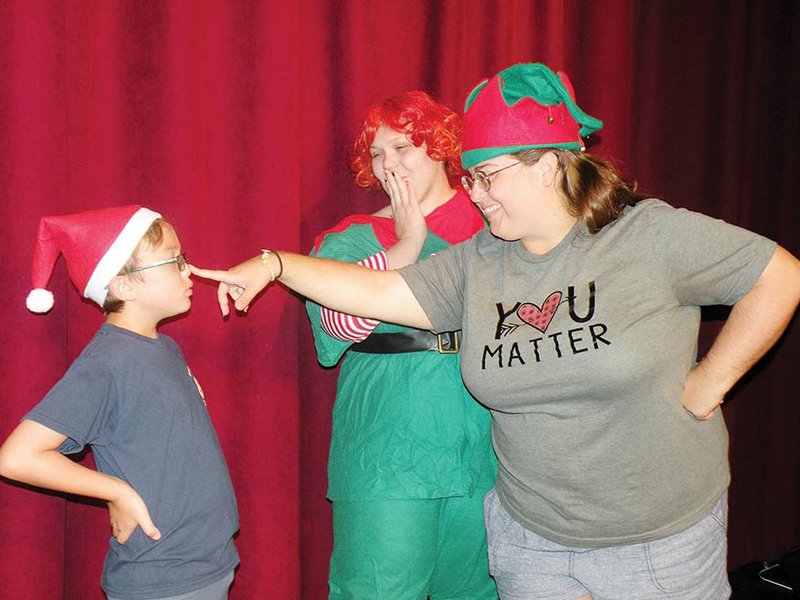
[{"xmin": 26, "ymin": 356, "xmax": 115, "ymax": 454}]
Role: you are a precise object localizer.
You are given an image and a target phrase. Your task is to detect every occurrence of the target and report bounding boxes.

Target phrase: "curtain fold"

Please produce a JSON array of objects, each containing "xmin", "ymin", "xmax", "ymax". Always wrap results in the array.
[{"xmin": 0, "ymin": 2, "xmax": 797, "ymax": 598}]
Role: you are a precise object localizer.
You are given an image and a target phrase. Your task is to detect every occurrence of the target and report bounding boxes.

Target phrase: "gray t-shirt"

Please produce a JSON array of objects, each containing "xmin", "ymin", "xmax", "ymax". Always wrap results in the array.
[
  {"xmin": 399, "ymin": 199, "xmax": 776, "ymax": 547},
  {"xmin": 27, "ymin": 324, "xmax": 239, "ymax": 599}
]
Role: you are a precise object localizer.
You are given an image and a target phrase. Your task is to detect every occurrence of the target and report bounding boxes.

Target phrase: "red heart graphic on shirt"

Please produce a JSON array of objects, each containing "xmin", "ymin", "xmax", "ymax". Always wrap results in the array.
[{"xmin": 516, "ymin": 292, "xmax": 562, "ymax": 333}]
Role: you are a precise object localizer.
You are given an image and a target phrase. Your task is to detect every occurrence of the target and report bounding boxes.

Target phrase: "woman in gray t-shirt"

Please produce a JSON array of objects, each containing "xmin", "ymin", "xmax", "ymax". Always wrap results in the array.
[{"xmin": 195, "ymin": 63, "xmax": 800, "ymax": 600}]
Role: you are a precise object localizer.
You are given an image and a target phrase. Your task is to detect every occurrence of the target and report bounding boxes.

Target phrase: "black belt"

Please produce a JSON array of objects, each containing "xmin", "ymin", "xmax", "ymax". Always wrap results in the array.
[{"xmin": 350, "ymin": 330, "xmax": 460, "ymax": 354}]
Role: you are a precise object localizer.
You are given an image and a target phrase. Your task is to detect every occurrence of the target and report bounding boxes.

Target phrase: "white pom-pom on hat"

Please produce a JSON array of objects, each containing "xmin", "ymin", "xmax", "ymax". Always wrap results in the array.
[{"xmin": 26, "ymin": 288, "xmax": 55, "ymax": 313}]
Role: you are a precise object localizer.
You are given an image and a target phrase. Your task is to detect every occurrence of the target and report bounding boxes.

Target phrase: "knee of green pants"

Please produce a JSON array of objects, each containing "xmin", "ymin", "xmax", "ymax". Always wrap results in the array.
[
  {"xmin": 329, "ymin": 495, "xmax": 497, "ymax": 600},
  {"xmin": 330, "ymin": 499, "xmax": 437, "ymax": 599}
]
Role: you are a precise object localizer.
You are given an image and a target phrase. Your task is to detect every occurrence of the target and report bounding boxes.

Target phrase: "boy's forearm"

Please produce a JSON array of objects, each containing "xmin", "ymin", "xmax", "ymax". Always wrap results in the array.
[
  {"xmin": 0, "ymin": 421, "xmax": 128, "ymax": 503},
  {"xmin": 3, "ymin": 448, "xmax": 127, "ymax": 501}
]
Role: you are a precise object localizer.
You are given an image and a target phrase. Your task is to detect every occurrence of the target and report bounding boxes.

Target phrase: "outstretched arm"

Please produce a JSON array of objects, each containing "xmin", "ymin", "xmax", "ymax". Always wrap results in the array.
[
  {"xmin": 191, "ymin": 251, "xmax": 433, "ymax": 330},
  {"xmin": 0, "ymin": 420, "xmax": 161, "ymax": 544},
  {"xmin": 683, "ymin": 245, "xmax": 800, "ymax": 419}
]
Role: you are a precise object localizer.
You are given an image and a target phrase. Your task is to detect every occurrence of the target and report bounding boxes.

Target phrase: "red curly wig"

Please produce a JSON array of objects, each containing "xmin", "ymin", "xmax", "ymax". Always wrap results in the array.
[{"xmin": 349, "ymin": 91, "xmax": 464, "ymax": 190}]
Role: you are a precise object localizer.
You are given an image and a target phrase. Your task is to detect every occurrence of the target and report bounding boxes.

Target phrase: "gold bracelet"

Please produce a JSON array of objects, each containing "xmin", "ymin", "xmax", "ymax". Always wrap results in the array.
[{"xmin": 260, "ymin": 249, "xmax": 277, "ymax": 282}]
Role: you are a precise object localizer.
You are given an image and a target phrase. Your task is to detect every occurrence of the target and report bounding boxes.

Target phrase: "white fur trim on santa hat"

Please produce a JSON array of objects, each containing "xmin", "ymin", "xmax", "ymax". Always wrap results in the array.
[
  {"xmin": 83, "ymin": 207, "xmax": 161, "ymax": 305},
  {"xmin": 26, "ymin": 288, "xmax": 55, "ymax": 313}
]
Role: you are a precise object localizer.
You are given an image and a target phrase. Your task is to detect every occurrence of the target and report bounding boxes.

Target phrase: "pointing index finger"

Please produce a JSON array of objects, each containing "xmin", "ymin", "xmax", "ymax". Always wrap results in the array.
[{"xmin": 190, "ymin": 265, "xmax": 233, "ymax": 283}]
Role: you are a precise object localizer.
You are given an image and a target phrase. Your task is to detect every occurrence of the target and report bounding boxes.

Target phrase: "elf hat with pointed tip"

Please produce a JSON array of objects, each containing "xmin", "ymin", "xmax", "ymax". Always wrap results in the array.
[
  {"xmin": 461, "ymin": 63, "xmax": 603, "ymax": 170},
  {"xmin": 26, "ymin": 205, "xmax": 161, "ymax": 313}
]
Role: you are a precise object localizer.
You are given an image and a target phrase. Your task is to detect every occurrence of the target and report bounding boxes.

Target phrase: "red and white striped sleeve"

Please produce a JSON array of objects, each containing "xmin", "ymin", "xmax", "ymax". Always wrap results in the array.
[{"xmin": 320, "ymin": 251, "xmax": 388, "ymax": 342}]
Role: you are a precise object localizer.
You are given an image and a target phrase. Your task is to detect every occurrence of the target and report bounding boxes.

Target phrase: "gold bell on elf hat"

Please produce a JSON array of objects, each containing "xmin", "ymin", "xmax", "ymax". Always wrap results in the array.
[
  {"xmin": 26, "ymin": 205, "xmax": 161, "ymax": 313},
  {"xmin": 461, "ymin": 62, "xmax": 604, "ymax": 170}
]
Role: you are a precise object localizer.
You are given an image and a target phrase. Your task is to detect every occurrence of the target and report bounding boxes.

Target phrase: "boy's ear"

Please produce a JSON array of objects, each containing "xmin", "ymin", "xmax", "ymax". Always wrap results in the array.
[{"xmin": 107, "ymin": 275, "xmax": 136, "ymax": 301}]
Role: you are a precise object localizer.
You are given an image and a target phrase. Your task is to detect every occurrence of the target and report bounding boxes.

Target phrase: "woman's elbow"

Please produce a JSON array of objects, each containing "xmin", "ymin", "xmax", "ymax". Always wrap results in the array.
[
  {"xmin": 778, "ymin": 246, "xmax": 800, "ymax": 300},
  {"xmin": 760, "ymin": 246, "xmax": 800, "ymax": 302}
]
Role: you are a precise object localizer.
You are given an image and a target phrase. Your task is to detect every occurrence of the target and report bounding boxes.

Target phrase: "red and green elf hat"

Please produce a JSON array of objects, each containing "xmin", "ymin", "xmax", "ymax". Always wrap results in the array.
[{"xmin": 461, "ymin": 63, "xmax": 603, "ymax": 169}]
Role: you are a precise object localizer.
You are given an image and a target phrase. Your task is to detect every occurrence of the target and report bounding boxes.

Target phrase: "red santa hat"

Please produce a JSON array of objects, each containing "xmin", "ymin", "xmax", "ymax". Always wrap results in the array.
[{"xmin": 26, "ymin": 205, "xmax": 161, "ymax": 313}]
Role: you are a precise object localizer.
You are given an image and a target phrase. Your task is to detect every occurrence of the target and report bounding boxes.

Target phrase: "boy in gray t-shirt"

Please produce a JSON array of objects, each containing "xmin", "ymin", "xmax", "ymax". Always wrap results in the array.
[{"xmin": 0, "ymin": 206, "xmax": 239, "ymax": 600}]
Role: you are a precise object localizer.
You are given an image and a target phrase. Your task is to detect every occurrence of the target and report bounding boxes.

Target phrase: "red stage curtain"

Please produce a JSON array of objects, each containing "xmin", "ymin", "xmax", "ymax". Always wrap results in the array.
[{"xmin": 0, "ymin": 2, "xmax": 797, "ymax": 598}]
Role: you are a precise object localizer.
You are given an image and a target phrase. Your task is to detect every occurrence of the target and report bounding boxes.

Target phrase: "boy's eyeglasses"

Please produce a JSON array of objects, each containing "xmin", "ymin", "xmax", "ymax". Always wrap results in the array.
[
  {"xmin": 127, "ymin": 253, "xmax": 188, "ymax": 274},
  {"xmin": 461, "ymin": 161, "xmax": 521, "ymax": 195}
]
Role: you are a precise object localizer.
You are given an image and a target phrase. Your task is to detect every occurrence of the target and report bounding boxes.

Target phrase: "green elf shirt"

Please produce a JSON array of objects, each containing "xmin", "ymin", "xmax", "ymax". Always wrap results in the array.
[{"xmin": 306, "ymin": 190, "xmax": 496, "ymax": 500}]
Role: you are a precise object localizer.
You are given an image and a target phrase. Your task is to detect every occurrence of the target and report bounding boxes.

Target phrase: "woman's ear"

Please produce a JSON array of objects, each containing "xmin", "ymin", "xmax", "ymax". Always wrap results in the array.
[
  {"xmin": 538, "ymin": 152, "xmax": 560, "ymax": 187},
  {"xmin": 107, "ymin": 275, "xmax": 135, "ymax": 301}
]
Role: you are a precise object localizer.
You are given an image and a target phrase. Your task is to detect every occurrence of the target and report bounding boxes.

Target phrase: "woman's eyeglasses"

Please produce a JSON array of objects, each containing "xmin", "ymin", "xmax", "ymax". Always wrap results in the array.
[
  {"xmin": 127, "ymin": 253, "xmax": 188, "ymax": 274},
  {"xmin": 461, "ymin": 162, "xmax": 521, "ymax": 195}
]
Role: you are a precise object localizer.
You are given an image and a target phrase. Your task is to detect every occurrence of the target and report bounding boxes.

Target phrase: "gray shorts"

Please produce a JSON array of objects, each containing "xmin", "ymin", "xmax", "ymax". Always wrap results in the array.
[
  {"xmin": 484, "ymin": 489, "xmax": 730, "ymax": 600},
  {"xmin": 106, "ymin": 570, "xmax": 234, "ymax": 600}
]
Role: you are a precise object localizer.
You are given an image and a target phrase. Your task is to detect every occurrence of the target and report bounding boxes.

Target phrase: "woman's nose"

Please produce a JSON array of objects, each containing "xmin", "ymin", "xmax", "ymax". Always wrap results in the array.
[
  {"xmin": 468, "ymin": 184, "xmax": 487, "ymax": 205},
  {"xmin": 382, "ymin": 152, "xmax": 397, "ymax": 171}
]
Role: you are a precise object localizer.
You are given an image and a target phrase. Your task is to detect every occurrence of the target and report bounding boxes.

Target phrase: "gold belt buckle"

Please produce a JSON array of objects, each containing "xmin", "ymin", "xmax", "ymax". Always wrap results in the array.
[{"xmin": 436, "ymin": 331, "xmax": 460, "ymax": 354}]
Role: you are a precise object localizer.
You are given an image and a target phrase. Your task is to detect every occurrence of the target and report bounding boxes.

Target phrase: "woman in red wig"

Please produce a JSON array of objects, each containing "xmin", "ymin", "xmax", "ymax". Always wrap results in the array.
[{"xmin": 303, "ymin": 91, "xmax": 497, "ymax": 599}]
